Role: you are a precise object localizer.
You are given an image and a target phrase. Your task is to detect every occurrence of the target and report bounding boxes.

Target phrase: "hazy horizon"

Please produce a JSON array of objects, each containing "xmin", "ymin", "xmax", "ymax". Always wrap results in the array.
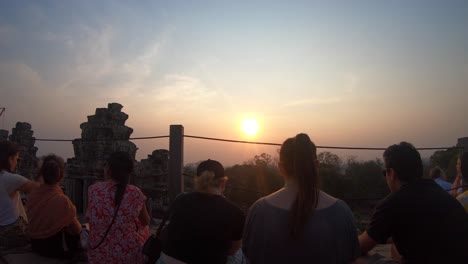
[{"xmin": 1, "ymin": 1, "xmax": 467, "ymax": 166}]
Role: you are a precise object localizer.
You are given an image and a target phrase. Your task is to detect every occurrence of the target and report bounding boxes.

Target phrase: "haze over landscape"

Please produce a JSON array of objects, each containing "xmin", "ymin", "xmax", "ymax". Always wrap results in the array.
[{"xmin": 1, "ymin": 0, "xmax": 467, "ymax": 166}]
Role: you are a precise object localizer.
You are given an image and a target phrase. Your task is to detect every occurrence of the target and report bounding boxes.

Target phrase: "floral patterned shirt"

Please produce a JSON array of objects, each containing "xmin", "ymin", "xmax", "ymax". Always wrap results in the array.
[{"xmin": 86, "ymin": 181, "xmax": 149, "ymax": 264}]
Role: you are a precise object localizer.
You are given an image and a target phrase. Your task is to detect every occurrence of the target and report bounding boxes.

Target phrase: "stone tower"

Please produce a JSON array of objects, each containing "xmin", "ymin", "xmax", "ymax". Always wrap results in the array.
[
  {"xmin": 135, "ymin": 149, "xmax": 170, "ymax": 218},
  {"xmin": 65, "ymin": 103, "xmax": 137, "ymax": 213},
  {"xmin": 8, "ymin": 122, "xmax": 39, "ymax": 179}
]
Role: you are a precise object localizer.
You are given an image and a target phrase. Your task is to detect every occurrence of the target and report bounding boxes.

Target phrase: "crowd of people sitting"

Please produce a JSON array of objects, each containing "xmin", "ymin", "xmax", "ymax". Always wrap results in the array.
[{"xmin": 1, "ymin": 135, "xmax": 468, "ymax": 264}]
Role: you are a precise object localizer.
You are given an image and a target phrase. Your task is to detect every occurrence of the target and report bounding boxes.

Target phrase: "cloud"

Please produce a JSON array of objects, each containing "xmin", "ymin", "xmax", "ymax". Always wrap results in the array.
[
  {"xmin": 282, "ymin": 97, "xmax": 343, "ymax": 107},
  {"xmin": 0, "ymin": 24, "xmax": 16, "ymax": 45},
  {"xmin": 0, "ymin": 62, "xmax": 45, "ymax": 96},
  {"xmin": 343, "ymin": 73, "xmax": 360, "ymax": 93},
  {"xmin": 154, "ymin": 74, "xmax": 216, "ymax": 102},
  {"xmin": 51, "ymin": 25, "xmax": 171, "ymax": 98}
]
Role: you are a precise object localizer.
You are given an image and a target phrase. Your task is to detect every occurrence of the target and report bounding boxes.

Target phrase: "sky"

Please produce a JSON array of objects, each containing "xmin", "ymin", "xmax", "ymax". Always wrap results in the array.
[{"xmin": 0, "ymin": 0, "xmax": 467, "ymax": 166}]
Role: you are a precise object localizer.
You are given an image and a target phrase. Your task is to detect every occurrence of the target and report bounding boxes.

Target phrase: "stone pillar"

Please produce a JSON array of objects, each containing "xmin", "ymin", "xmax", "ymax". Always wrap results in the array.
[{"xmin": 169, "ymin": 125, "xmax": 184, "ymax": 202}]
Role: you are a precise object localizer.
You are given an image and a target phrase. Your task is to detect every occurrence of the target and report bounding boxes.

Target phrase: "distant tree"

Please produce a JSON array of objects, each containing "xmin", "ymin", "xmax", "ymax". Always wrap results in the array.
[
  {"xmin": 245, "ymin": 153, "xmax": 275, "ymax": 168},
  {"xmin": 318, "ymin": 152, "xmax": 344, "ymax": 197},
  {"xmin": 318, "ymin": 151, "xmax": 343, "ymax": 169},
  {"xmin": 345, "ymin": 158, "xmax": 388, "ymax": 199},
  {"xmin": 226, "ymin": 153, "xmax": 283, "ymax": 211}
]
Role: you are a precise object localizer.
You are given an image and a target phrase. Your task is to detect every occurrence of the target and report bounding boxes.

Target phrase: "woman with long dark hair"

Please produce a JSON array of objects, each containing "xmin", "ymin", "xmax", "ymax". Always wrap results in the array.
[
  {"xmin": 86, "ymin": 151, "xmax": 150, "ymax": 263},
  {"xmin": 243, "ymin": 133, "xmax": 359, "ymax": 263},
  {"xmin": 27, "ymin": 154, "xmax": 82, "ymax": 259},
  {"xmin": 453, "ymin": 152, "xmax": 468, "ymax": 211}
]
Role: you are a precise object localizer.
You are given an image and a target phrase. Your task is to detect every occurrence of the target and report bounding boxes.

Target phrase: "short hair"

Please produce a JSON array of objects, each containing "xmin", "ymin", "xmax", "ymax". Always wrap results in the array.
[
  {"xmin": 383, "ymin": 142, "xmax": 423, "ymax": 182},
  {"xmin": 0, "ymin": 140, "xmax": 19, "ymax": 172},
  {"xmin": 429, "ymin": 166, "xmax": 445, "ymax": 180},
  {"xmin": 39, "ymin": 154, "xmax": 65, "ymax": 185}
]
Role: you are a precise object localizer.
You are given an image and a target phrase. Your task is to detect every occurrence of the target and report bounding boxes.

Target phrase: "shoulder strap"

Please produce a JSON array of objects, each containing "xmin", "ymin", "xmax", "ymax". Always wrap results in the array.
[
  {"xmin": 155, "ymin": 192, "xmax": 185, "ymax": 236},
  {"xmin": 89, "ymin": 191, "xmax": 124, "ymax": 250}
]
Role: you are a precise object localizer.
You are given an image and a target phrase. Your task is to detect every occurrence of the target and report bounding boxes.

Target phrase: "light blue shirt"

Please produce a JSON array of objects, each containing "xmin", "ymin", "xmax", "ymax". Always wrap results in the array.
[{"xmin": 434, "ymin": 178, "xmax": 452, "ymax": 191}]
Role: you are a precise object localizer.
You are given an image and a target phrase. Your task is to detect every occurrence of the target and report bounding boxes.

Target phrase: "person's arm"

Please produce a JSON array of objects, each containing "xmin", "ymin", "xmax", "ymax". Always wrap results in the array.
[
  {"xmin": 359, "ymin": 231, "xmax": 378, "ymax": 255},
  {"xmin": 138, "ymin": 203, "xmax": 150, "ymax": 226},
  {"xmin": 17, "ymin": 180, "xmax": 39, "ymax": 193},
  {"xmin": 227, "ymin": 240, "xmax": 242, "ymax": 255},
  {"xmin": 66, "ymin": 217, "xmax": 82, "ymax": 235},
  {"xmin": 451, "ymin": 173, "xmax": 462, "ymax": 197},
  {"xmin": 390, "ymin": 243, "xmax": 402, "ymax": 262}
]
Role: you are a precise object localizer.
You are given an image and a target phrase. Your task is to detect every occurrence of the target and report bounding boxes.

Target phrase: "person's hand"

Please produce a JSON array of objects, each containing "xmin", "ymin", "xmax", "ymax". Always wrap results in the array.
[{"xmin": 451, "ymin": 174, "xmax": 462, "ymax": 197}]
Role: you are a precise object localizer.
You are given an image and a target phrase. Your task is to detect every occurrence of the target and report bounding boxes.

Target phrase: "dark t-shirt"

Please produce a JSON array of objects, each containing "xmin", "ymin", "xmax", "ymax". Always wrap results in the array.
[
  {"xmin": 367, "ymin": 179, "xmax": 468, "ymax": 263},
  {"xmin": 163, "ymin": 192, "xmax": 245, "ymax": 264}
]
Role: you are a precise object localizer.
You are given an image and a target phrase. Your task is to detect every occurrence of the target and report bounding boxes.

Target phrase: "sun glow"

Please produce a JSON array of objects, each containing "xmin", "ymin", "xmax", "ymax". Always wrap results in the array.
[{"xmin": 241, "ymin": 118, "xmax": 259, "ymax": 136}]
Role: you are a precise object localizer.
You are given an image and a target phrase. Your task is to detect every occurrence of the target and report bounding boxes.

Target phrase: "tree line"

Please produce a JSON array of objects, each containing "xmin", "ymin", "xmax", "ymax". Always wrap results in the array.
[{"xmin": 183, "ymin": 147, "xmax": 460, "ymax": 212}]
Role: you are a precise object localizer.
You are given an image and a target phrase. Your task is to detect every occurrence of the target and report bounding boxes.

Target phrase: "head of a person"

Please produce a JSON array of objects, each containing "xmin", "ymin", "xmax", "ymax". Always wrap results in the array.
[
  {"xmin": 0, "ymin": 140, "xmax": 20, "ymax": 173},
  {"xmin": 383, "ymin": 142, "xmax": 423, "ymax": 192},
  {"xmin": 429, "ymin": 166, "xmax": 446, "ymax": 181},
  {"xmin": 105, "ymin": 151, "xmax": 134, "ymax": 207},
  {"xmin": 459, "ymin": 152, "xmax": 468, "ymax": 183},
  {"xmin": 279, "ymin": 133, "xmax": 319, "ymax": 239},
  {"xmin": 194, "ymin": 159, "xmax": 227, "ymax": 194},
  {"xmin": 105, "ymin": 151, "xmax": 134, "ymax": 183},
  {"xmin": 39, "ymin": 154, "xmax": 65, "ymax": 185}
]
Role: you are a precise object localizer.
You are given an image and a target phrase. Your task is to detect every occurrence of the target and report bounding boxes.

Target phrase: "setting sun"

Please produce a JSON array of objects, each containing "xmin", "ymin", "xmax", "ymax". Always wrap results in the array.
[{"xmin": 241, "ymin": 118, "xmax": 259, "ymax": 136}]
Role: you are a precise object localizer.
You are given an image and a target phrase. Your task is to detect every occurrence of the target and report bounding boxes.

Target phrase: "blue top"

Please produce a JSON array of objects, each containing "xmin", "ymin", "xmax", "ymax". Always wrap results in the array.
[
  {"xmin": 243, "ymin": 197, "xmax": 359, "ymax": 264},
  {"xmin": 434, "ymin": 178, "xmax": 452, "ymax": 191}
]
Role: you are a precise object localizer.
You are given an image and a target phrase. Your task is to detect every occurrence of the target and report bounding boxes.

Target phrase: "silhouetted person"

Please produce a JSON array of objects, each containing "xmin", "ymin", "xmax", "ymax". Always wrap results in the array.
[
  {"xmin": 359, "ymin": 142, "xmax": 468, "ymax": 263},
  {"xmin": 159, "ymin": 159, "xmax": 245, "ymax": 264},
  {"xmin": 86, "ymin": 151, "xmax": 150, "ymax": 263},
  {"xmin": 453, "ymin": 152, "xmax": 468, "ymax": 212},
  {"xmin": 430, "ymin": 166, "xmax": 451, "ymax": 191},
  {"xmin": 0, "ymin": 140, "xmax": 39, "ymax": 251},
  {"xmin": 27, "ymin": 154, "xmax": 82, "ymax": 259},
  {"xmin": 243, "ymin": 133, "xmax": 359, "ymax": 264}
]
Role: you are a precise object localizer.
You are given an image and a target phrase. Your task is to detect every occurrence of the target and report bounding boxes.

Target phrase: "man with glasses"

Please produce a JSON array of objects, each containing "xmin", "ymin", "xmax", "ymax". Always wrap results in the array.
[{"xmin": 358, "ymin": 142, "xmax": 468, "ymax": 263}]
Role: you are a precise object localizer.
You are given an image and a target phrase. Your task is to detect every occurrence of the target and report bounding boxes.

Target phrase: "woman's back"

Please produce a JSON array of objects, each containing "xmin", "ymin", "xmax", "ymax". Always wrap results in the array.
[
  {"xmin": 243, "ymin": 190, "xmax": 360, "ymax": 264},
  {"xmin": 86, "ymin": 181, "xmax": 148, "ymax": 263}
]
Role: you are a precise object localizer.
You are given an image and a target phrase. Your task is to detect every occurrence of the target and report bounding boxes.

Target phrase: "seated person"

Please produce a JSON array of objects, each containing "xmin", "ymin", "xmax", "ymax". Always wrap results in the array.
[
  {"xmin": 26, "ymin": 154, "xmax": 82, "ymax": 259},
  {"xmin": 430, "ymin": 166, "xmax": 451, "ymax": 191},
  {"xmin": 0, "ymin": 140, "xmax": 39, "ymax": 250},
  {"xmin": 159, "ymin": 159, "xmax": 245, "ymax": 264},
  {"xmin": 359, "ymin": 142, "xmax": 468, "ymax": 263},
  {"xmin": 86, "ymin": 151, "xmax": 150, "ymax": 264},
  {"xmin": 454, "ymin": 152, "xmax": 468, "ymax": 212},
  {"xmin": 243, "ymin": 134, "xmax": 359, "ymax": 264}
]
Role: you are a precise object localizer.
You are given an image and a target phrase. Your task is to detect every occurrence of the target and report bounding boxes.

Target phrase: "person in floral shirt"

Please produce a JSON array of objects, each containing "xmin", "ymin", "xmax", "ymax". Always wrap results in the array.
[{"xmin": 86, "ymin": 151, "xmax": 150, "ymax": 264}]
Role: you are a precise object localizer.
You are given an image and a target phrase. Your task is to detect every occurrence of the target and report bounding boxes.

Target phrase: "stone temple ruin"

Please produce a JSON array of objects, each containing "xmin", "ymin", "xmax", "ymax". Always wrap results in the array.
[
  {"xmin": 0, "ymin": 122, "xmax": 39, "ymax": 179},
  {"xmin": 1, "ymin": 103, "xmax": 170, "ymax": 216},
  {"xmin": 63, "ymin": 103, "xmax": 169, "ymax": 214}
]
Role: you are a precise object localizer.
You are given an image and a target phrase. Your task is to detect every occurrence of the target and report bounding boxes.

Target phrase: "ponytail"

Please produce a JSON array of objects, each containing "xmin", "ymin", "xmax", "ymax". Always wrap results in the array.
[
  {"xmin": 280, "ymin": 133, "xmax": 319, "ymax": 239},
  {"xmin": 107, "ymin": 151, "xmax": 133, "ymax": 208}
]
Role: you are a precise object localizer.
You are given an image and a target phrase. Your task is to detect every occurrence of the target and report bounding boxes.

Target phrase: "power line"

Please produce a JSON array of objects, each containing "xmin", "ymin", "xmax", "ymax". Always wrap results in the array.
[
  {"xmin": 184, "ymin": 134, "xmax": 461, "ymax": 151},
  {"xmin": 185, "ymin": 135, "xmax": 281, "ymax": 146},
  {"xmin": 32, "ymin": 135, "xmax": 169, "ymax": 142},
  {"xmin": 5, "ymin": 133, "xmax": 462, "ymax": 151}
]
